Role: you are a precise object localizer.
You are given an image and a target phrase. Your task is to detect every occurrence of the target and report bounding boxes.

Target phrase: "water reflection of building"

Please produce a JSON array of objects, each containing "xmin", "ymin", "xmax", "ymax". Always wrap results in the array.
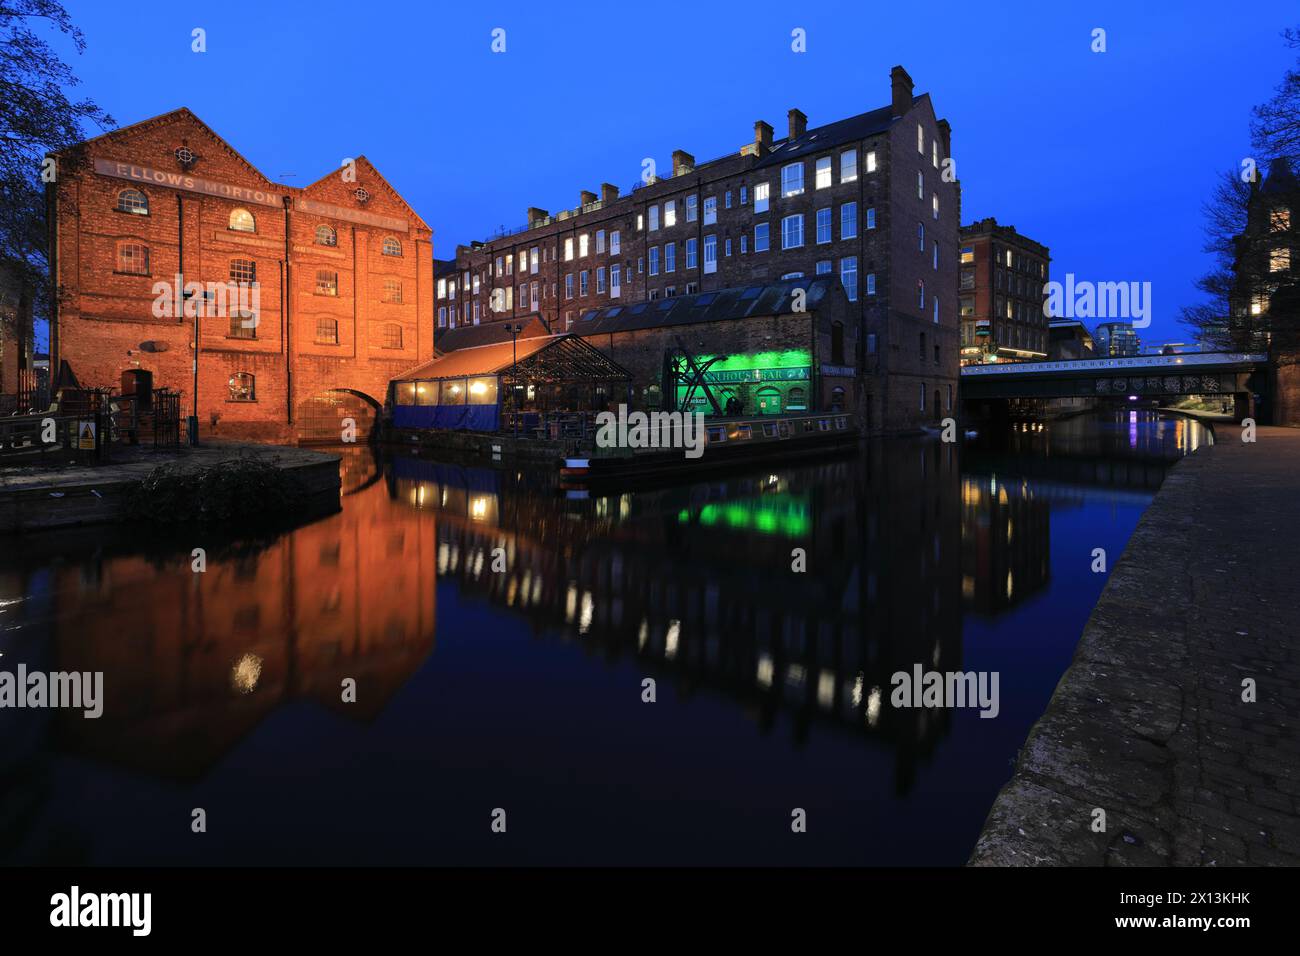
[
  {"xmin": 39, "ymin": 449, "xmax": 436, "ymax": 780},
  {"xmin": 391, "ymin": 440, "xmax": 963, "ymax": 793},
  {"xmin": 959, "ymin": 474, "xmax": 1050, "ymax": 614}
]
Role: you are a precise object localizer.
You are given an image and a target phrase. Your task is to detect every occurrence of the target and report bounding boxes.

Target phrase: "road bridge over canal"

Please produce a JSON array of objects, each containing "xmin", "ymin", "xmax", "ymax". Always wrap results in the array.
[{"xmin": 961, "ymin": 352, "xmax": 1270, "ymax": 421}]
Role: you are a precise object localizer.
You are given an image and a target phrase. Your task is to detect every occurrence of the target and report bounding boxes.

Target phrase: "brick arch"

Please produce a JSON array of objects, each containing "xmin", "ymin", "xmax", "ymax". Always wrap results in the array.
[{"xmin": 295, "ymin": 388, "xmax": 382, "ymax": 445}]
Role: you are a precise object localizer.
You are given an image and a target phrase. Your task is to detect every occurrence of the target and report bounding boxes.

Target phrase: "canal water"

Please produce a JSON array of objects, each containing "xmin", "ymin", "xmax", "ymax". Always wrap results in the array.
[{"xmin": 0, "ymin": 410, "xmax": 1210, "ymax": 865}]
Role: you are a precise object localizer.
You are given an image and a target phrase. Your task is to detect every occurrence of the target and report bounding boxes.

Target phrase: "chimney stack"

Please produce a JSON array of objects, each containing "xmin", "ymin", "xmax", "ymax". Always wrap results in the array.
[
  {"xmin": 753, "ymin": 120, "xmax": 773, "ymax": 157},
  {"xmin": 671, "ymin": 150, "xmax": 695, "ymax": 177},
  {"xmin": 936, "ymin": 119, "xmax": 951, "ymax": 162},
  {"xmin": 600, "ymin": 182, "xmax": 619, "ymax": 203},
  {"xmin": 579, "ymin": 190, "xmax": 597, "ymax": 208},
  {"xmin": 890, "ymin": 65, "xmax": 914, "ymax": 118},
  {"xmin": 526, "ymin": 207, "xmax": 549, "ymax": 226},
  {"xmin": 788, "ymin": 108, "xmax": 807, "ymax": 141}
]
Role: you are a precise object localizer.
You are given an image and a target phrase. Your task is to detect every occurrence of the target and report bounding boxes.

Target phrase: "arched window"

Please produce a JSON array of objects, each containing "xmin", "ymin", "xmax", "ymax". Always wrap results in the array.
[
  {"xmin": 229, "ymin": 372, "xmax": 255, "ymax": 402},
  {"xmin": 315, "ymin": 225, "xmax": 337, "ymax": 246},
  {"xmin": 117, "ymin": 188, "xmax": 149, "ymax": 215},
  {"xmin": 116, "ymin": 242, "xmax": 150, "ymax": 275},
  {"xmin": 383, "ymin": 323, "xmax": 403, "ymax": 349},
  {"xmin": 229, "ymin": 208, "xmax": 255, "ymax": 232},
  {"xmin": 830, "ymin": 320, "xmax": 845, "ymax": 365},
  {"xmin": 830, "ymin": 386, "xmax": 846, "ymax": 411},
  {"xmin": 787, "ymin": 386, "xmax": 807, "ymax": 411},
  {"xmin": 382, "ymin": 237, "xmax": 402, "ymax": 257}
]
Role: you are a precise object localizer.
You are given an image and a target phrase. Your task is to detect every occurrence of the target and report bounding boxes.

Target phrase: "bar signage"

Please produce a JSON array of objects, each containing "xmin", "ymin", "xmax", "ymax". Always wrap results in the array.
[
  {"xmin": 94, "ymin": 159, "xmax": 284, "ymax": 207},
  {"xmin": 295, "ymin": 197, "xmax": 408, "ymax": 233},
  {"xmin": 704, "ymin": 366, "xmax": 811, "ymax": 384}
]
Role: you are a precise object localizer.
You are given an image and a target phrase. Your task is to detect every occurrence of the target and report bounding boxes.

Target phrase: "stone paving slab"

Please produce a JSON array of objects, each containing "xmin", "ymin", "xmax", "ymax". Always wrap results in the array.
[{"xmin": 970, "ymin": 425, "xmax": 1300, "ymax": 866}]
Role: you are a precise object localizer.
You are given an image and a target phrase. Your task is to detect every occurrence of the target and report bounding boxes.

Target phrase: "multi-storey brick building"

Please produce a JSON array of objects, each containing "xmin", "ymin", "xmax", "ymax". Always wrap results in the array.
[
  {"xmin": 436, "ymin": 66, "xmax": 959, "ymax": 432},
  {"xmin": 48, "ymin": 109, "xmax": 435, "ymax": 442},
  {"xmin": 958, "ymin": 218, "xmax": 1050, "ymax": 367}
]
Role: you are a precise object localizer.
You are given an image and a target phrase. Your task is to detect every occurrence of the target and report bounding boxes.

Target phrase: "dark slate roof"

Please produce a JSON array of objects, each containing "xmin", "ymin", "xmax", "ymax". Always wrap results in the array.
[
  {"xmin": 433, "ymin": 315, "xmax": 550, "ymax": 352},
  {"xmin": 433, "ymin": 258, "xmax": 458, "ymax": 277},
  {"xmin": 754, "ymin": 100, "xmax": 910, "ymax": 170},
  {"xmin": 571, "ymin": 277, "xmax": 838, "ymax": 336}
]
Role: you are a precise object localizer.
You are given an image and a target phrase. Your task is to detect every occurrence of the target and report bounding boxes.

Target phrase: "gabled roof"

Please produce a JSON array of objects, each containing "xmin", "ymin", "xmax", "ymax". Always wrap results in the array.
[
  {"xmin": 397, "ymin": 334, "xmax": 563, "ymax": 380},
  {"xmin": 396, "ymin": 333, "xmax": 630, "ymax": 384},
  {"xmin": 433, "ymin": 315, "xmax": 550, "ymax": 353},
  {"xmin": 52, "ymin": 107, "xmax": 278, "ymax": 188},
  {"xmin": 299, "ymin": 155, "xmax": 431, "ymax": 233},
  {"xmin": 1262, "ymin": 157, "xmax": 1299, "ymax": 195},
  {"xmin": 572, "ymin": 277, "xmax": 840, "ymax": 336}
]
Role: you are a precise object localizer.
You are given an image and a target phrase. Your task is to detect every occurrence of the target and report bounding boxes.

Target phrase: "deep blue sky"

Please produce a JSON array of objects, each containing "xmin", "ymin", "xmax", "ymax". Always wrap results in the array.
[{"xmin": 47, "ymin": 0, "xmax": 1297, "ymax": 347}]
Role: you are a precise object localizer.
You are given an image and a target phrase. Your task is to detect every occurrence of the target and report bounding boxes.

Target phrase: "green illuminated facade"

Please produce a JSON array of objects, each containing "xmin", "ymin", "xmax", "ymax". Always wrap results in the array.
[{"xmin": 675, "ymin": 350, "xmax": 813, "ymax": 416}]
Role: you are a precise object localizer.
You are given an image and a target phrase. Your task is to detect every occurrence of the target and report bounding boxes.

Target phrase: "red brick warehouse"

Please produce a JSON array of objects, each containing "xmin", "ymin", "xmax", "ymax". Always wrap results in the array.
[{"xmin": 47, "ymin": 109, "xmax": 435, "ymax": 442}]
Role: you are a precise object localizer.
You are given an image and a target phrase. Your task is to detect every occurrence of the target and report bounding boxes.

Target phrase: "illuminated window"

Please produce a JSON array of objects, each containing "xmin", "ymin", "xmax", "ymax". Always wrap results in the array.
[
  {"xmin": 918, "ymin": 123, "xmax": 924, "ymax": 153},
  {"xmin": 866, "ymin": 151, "xmax": 877, "ymax": 173},
  {"xmin": 1271, "ymin": 207, "xmax": 1291, "ymax": 231},
  {"xmin": 703, "ymin": 196, "xmax": 717, "ymax": 225},
  {"xmin": 815, "ymin": 156, "xmax": 832, "ymax": 189},
  {"xmin": 564, "ymin": 237, "xmax": 574, "ymax": 261},
  {"xmin": 610, "ymin": 230, "xmax": 621, "ymax": 254},
  {"xmin": 117, "ymin": 188, "xmax": 148, "ymax": 214},
  {"xmin": 754, "ymin": 182, "xmax": 769, "ymax": 212},
  {"xmin": 960, "ymin": 246, "xmax": 974, "ymax": 264},
  {"xmin": 933, "ymin": 193, "xmax": 939, "ymax": 220},
  {"xmin": 229, "ymin": 372, "xmax": 255, "ymax": 402},
  {"xmin": 229, "ymin": 208, "xmax": 255, "ymax": 232},
  {"xmin": 781, "ymin": 163, "xmax": 804, "ymax": 197},
  {"xmin": 665, "ymin": 201, "xmax": 677, "ymax": 227},
  {"xmin": 316, "ymin": 270, "xmax": 338, "ymax": 296},
  {"xmin": 382, "ymin": 237, "xmax": 402, "ymax": 256},
  {"xmin": 117, "ymin": 242, "xmax": 149, "ymax": 275},
  {"xmin": 840, "ymin": 149, "xmax": 857, "ymax": 183},
  {"xmin": 315, "ymin": 225, "xmax": 336, "ymax": 246},
  {"xmin": 316, "ymin": 317, "xmax": 338, "ymax": 344},
  {"xmin": 1270, "ymin": 247, "xmax": 1291, "ymax": 272},
  {"xmin": 383, "ymin": 323, "xmax": 402, "ymax": 349}
]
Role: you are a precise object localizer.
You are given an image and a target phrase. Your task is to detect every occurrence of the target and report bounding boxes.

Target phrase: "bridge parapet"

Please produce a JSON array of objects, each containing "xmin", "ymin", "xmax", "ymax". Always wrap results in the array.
[{"xmin": 961, "ymin": 353, "xmax": 1267, "ymax": 377}]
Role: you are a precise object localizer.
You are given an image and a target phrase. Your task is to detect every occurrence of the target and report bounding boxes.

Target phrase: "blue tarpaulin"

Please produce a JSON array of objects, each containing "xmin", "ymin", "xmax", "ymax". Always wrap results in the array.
[{"xmin": 393, "ymin": 404, "xmax": 500, "ymax": 431}]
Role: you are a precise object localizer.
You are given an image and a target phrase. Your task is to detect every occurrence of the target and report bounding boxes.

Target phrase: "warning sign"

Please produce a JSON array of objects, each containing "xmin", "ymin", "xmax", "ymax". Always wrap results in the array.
[{"xmin": 77, "ymin": 420, "xmax": 96, "ymax": 450}]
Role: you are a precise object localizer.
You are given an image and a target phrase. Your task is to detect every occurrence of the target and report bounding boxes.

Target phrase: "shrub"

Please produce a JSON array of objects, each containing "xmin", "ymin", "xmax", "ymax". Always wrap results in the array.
[{"xmin": 124, "ymin": 456, "xmax": 304, "ymax": 526}]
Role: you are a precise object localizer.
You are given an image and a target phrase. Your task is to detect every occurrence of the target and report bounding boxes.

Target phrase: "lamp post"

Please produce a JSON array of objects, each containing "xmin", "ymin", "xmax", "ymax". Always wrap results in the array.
[{"xmin": 506, "ymin": 322, "xmax": 525, "ymax": 439}]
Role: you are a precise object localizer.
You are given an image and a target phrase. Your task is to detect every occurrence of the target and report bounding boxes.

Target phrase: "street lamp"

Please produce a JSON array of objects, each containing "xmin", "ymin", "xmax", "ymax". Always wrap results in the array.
[{"xmin": 505, "ymin": 322, "xmax": 525, "ymax": 439}]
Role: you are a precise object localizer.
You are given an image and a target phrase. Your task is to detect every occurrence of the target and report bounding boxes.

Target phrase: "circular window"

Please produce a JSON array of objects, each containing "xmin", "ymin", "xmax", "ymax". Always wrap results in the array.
[
  {"xmin": 174, "ymin": 146, "xmax": 196, "ymax": 165},
  {"xmin": 354, "ymin": 187, "xmax": 370, "ymax": 203}
]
